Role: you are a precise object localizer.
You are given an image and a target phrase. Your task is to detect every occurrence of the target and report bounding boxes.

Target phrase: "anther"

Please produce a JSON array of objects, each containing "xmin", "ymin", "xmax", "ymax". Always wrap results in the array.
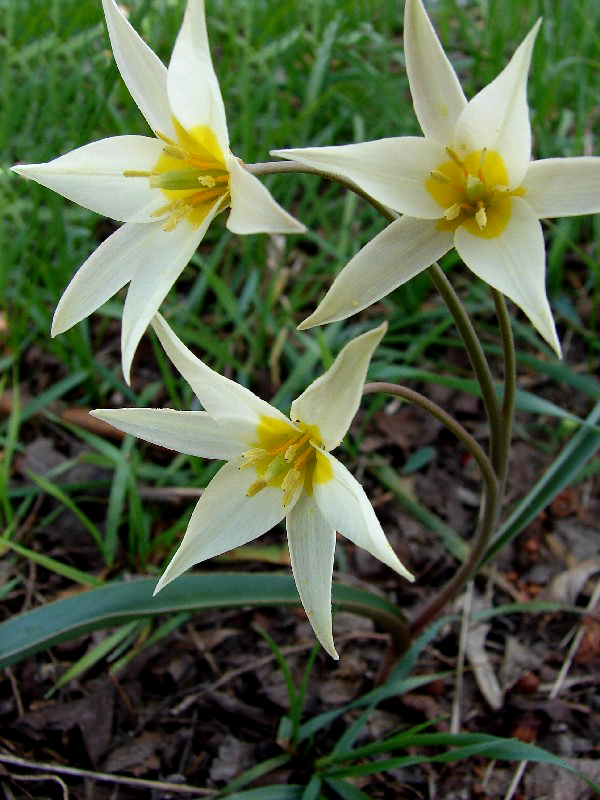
[
  {"xmin": 445, "ymin": 147, "xmax": 468, "ymax": 174},
  {"xmin": 123, "ymin": 170, "xmax": 153, "ymax": 177},
  {"xmin": 162, "ymin": 145, "xmax": 190, "ymax": 160},
  {"xmin": 430, "ymin": 169, "xmax": 451, "ymax": 184},
  {"xmin": 155, "ymin": 130, "xmax": 179, "ymax": 147},
  {"xmin": 198, "ymin": 175, "xmax": 216, "ymax": 188},
  {"xmin": 246, "ymin": 479, "xmax": 267, "ymax": 497},
  {"xmin": 475, "ymin": 205, "xmax": 487, "ymax": 229},
  {"xmin": 240, "ymin": 448, "xmax": 268, "ymax": 468},
  {"xmin": 444, "ymin": 203, "xmax": 461, "ymax": 221}
]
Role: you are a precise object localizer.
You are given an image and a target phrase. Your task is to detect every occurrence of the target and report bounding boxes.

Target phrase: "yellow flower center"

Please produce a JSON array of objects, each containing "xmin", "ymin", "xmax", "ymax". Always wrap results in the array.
[
  {"xmin": 124, "ymin": 120, "xmax": 230, "ymax": 231},
  {"xmin": 241, "ymin": 416, "xmax": 332, "ymax": 507},
  {"xmin": 425, "ymin": 148, "xmax": 523, "ymax": 238}
]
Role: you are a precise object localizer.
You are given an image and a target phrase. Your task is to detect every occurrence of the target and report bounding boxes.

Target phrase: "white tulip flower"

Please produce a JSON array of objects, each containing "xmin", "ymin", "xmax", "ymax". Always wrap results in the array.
[
  {"xmin": 12, "ymin": 0, "xmax": 303, "ymax": 383},
  {"xmin": 92, "ymin": 314, "xmax": 413, "ymax": 658},
  {"xmin": 273, "ymin": 0, "xmax": 600, "ymax": 356}
]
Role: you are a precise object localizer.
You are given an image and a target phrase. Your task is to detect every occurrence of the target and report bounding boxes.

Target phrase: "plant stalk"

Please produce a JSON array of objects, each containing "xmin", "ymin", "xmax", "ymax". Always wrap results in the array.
[{"xmin": 364, "ymin": 383, "xmax": 500, "ymax": 637}]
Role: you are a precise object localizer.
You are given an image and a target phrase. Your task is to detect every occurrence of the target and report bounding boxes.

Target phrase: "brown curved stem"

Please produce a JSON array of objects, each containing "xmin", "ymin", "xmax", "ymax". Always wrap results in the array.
[{"xmin": 363, "ymin": 382, "xmax": 500, "ymax": 638}]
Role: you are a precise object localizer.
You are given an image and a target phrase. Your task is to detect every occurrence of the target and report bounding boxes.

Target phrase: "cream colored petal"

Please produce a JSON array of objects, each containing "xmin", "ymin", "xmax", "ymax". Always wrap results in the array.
[
  {"xmin": 154, "ymin": 458, "xmax": 292, "ymax": 593},
  {"xmin": 272, "ymin": 138, "xmax": 447, "ymax": 217},
  {"xmin": 299, "ymin": 216, "xmax": 453, "ymax": 329},
  {"xmin": 453, "ymin": 20, "xmax": 541, "ymax": 188},
  {"xmin": 101, "ymin": 0, "xmax": 175, "ymax": 137},
  {"xmin": 89, "ymin": 408, "xmax": 245, "ymax": 459},
  {"xmin": 12, "ymin": 136, "xmax": 168, "ymax": 223},
  {"xmin": 290, "ymin": 323, "xmax": 387, "ymax": 451},
  {"xmin": 313, "ymin": 452, "xmax": 414, "ymax": 581},
  {"xmin": 51, "ymin": 223, "xmax": 140, "ymax": 336},
  {"xmin": 151, "ymin": 314, "xmax": 291, "ymax": 435},
  {"xmin": 404, "ymin": 0, "xmax": 467, "ymax": 144},
  {"xmin": 522, "ymin": 157, "xmax": 600, "ymax": 218},
  {"xmin": 286, "ymin": 492, "xmax": 338, "ymax": 659},
  {"xmin": 226, "ymin": 156, "xmax": 305, "ymax": 234},
  {"xmin": 455, "ymin": 196, "xmax": 561, "ymax": 356},
  {"xmin": 167, "ymin": 0, "xmax": 229, "ymax": 155},
  {"xmin": 120, "ymin": 207, "xmax": 220, "ymax": 384}
]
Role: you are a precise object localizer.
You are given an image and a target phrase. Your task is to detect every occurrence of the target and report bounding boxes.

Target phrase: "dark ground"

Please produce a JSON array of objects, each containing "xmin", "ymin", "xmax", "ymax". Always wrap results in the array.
[{"xmin": 1, "ymin": 308, "xmax": 600, "ymax": 800}]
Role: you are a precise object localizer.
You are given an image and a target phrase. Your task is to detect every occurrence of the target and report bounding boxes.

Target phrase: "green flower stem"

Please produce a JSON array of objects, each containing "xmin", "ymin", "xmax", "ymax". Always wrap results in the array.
[
  {"xmin": 363, "ymin": 382, "xmax": 500, "ymax": 637},
  {"xmin": 247, "ymin": 160, "xmax": 504, "ymax": 475},
  {"xmin": 246, "ymin": 160, "xmax": 395, "ymax": 221},
  {"xmin": 491, "ymin": 288, "xmax": 516, "ymax": 493},
  {"xmin": 426, "ymin": 263, "xmax": 503, "ymax": 475}
]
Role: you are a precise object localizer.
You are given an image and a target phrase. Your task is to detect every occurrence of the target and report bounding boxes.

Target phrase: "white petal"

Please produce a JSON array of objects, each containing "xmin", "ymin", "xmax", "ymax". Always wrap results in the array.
[
  {"xmin": 522, "ymin": 157, "xmax": 600, "ymax": 218},
  {"xmin": 291, "ymin": 323, "xmax": 387, "ymax": 451},
  {"xmin": 12, "ymin": 136, "xmax": 168, "ymax": 223},
  {"xmin": 120, "ymin": 204, "xmax": 223, "ymax": 384},
  {"xmin": 313, "ymin": 452, "xmax": 414, "ymax": 581},
  {"xmin": 154, "ymin": 458, "xmax": 291, "ymax": 592},
  {"xmin": 51, "ymin": 223, "xmax": 140, "ymax": 336},
  {"xmin": 299, "ymin": 216, "xmax": 453, "ymax": 329},
  {"xmin": 89, "ymin": 408, "xmax": 244, "ymax": 459},
  {"xmin": 227, "ymin": 156, "xmax": 305, "ymax": 234},
  {"xmin": 167, "ymin": 0, "xmax": 229, "ymax": 155},
  {"xmin": 271, "ymin": 138, "xmax": 447, "ymax": 217},
  {"xmin": 101, "ymin": 0, "xmax": 175, "ymax": 137},
  {"xmin": 453, "ymin": 20, "xmax": 541, "ymax": 187},
  {"xmin": 404, "ymin": 0, "xmax": 467, "ymax": 144},
  {"xmin": 286, "ymin": 492, "xmax": 338, "ymax": 659},
  {"xmin": 151, "ymin": 313, "xmax": 291, "ymax": 435},
  {"xmin": 455, "ymin": 196, "xmax": 561, "ymax": 356}
]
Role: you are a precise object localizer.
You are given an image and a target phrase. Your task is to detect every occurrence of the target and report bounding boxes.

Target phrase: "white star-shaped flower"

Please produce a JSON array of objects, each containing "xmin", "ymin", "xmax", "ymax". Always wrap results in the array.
[
  {"xmin": 92, "ymin": 314, "xmax": 413, "ymax": 658},
  {"xmin": 12, "ymin": 0, "xmax": 303, "ymax": 382},
  {"xmin": 273, "ymin": 0, "xmax": 600, "ymax": 355}
]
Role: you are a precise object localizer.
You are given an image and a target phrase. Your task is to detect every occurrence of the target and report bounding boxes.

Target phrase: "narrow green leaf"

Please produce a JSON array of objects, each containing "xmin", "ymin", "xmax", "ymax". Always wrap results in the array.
[
  {"xmin": 483, "ymin": 402, "xmax": 600, "ymax": 565},
  {"xmin": 0, "ymin": 574, "xmax": 408, "ymax": 669},
  {"xmin": 24, "ymin": 468, "xmax": 106, "ymax": 556},
  {"xmin": 325, "ymin": 778, "xmax": 373, "ymax": 800},
  {"xmin": 214, "ymin": 755, "xmax": 291, "ymax": 799},
  {"xmin": 46, "ymin": 621, "xmax": 140, "ymax": 697},
  {"xmin": 0, "ymin": 538, "xmax": 103, "ymax": 587}
]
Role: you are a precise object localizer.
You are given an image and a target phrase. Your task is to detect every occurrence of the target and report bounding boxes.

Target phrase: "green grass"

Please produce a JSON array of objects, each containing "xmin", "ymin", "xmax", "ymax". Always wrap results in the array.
[{"xmin": 1, "ymin": 0, "xmax": 599, "ymax": 576}]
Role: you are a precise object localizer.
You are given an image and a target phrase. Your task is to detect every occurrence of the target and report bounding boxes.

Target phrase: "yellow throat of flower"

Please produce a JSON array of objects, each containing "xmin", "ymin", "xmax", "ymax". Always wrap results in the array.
[
  {"xmin": 124, "ymin": 120, "xmax": 230, "ymax": 231},
  {"xmin": 241, "ymin": 416, "xmax": 332, "ymax": 507},
  {"xmin": 426, "ymin": 148, "xmax": 523, "ymax": 238}
]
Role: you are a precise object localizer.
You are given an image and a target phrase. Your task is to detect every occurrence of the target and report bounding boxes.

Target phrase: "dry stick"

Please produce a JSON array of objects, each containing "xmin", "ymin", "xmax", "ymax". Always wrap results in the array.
[
  {"xmin": 363, "ymin": 383, "xmax": 500, "ymax": 637},
  {"xmin": 0, "ymin": 753, "xmax": 215, "ymax": 797},
  {"xmin": 549, "ymin": 577, "xmax": 600, "ymax": 700}
]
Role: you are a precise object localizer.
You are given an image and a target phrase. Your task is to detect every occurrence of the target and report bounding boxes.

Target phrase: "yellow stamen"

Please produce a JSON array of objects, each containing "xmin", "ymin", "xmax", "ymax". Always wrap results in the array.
[
  {"xmin": 151, "ymin": 199, "xmax": 183, "ymax": 218},
  {"xmin": 430, "ymin": 169, "xmax": 451, "ymax": 184},
  {"xmin": 281, "ymin": 468, "xmax": 301, "ymax": 492},
  {"xmin": 155, "ymin": 130, "xmax": 179, "ymax": 147},
  {"xmin": 284, "ymin": 432, "xmax": 311, "ymax": 461},
  {"xmin": 444, "ymin": 203, "xmax": 462, "ymax": 221},
  {"xmin": 123, "ymin": 170, "xmax": 153, "ymax": 177},
  {"xmin": 294, "ymin": 444, "xmax": 314, "ymax": 471},
  {"xmin": 475, "ymin": 205, "xmax": 487, "ymax": 229},
  {"xmin": 445, "ymin": 147, "xmax": 468, "ymax": 175},
  {"xmin": 246, "ymin": 479, "xmax": 267, "ymax": 497},
  {"xmin": 162, "ymin": 145, "xmax": 190, "ymax": 160},
  {"xmin": 240, "ymin": 448, "xmax": 269, "ymax": 468},
  {"xmin": 199, "ymin": 175, "xmax": 216, "ymax": 188}
]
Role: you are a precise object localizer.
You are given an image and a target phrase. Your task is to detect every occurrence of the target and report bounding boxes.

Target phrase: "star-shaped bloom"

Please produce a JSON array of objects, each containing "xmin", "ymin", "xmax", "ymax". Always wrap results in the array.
[
  {"xmin": 92, "ymin": 314, "xmax": 413, "ymax": 658},
  {"xmin": 272, "ymin": 0, "xmax": 600, "ymax": 356},
  {"xmin": 12, "ymin": 0, "xmax": 303, "ymax": 383}
]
